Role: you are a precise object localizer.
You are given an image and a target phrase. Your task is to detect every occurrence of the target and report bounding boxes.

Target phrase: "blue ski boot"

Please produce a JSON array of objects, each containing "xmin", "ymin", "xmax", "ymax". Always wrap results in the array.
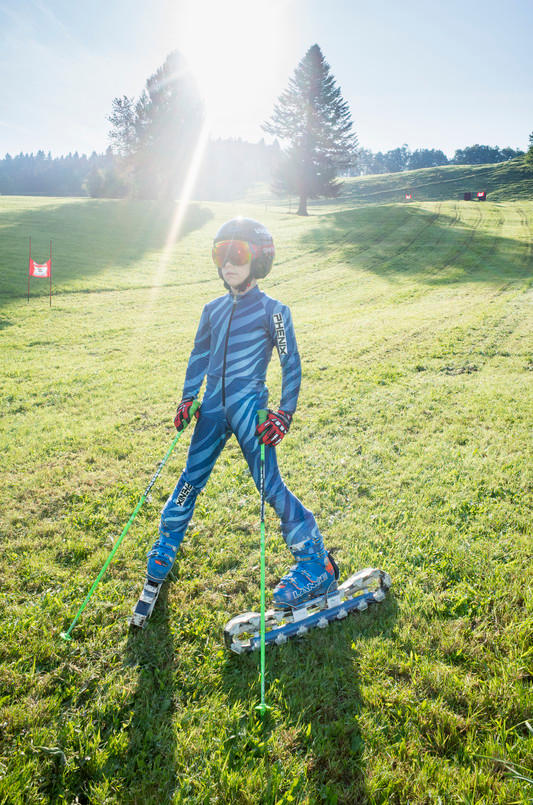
[
  {"xmin": 131, "ymin": 534, "xmax": 184, "ymax": 628},
  {"xmin": 146, "ymin": 533, "xmax": 184, "ymax": 583},
  {"xmin": 273, "ymin": 542, "xmax": 339, "ymax": 608}
]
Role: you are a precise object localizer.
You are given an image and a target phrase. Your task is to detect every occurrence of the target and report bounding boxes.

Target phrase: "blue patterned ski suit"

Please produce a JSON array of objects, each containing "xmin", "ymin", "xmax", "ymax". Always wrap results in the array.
[{"xmin": 147, "ymin": 285, "xmax": 326, "ymax": 582}]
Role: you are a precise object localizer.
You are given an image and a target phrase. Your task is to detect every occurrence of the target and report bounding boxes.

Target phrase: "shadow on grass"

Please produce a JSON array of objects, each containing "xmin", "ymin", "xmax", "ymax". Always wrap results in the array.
[
  {"xmin": 121, "ymin": 584, "xmax": 178, "ymax": 804},
  {"xmin": 301, "ymin": 204, "xmax": 532, "ymax": 285},
  {"xmin": 221, "ymin": 591, "xmax": 398, "ymax": 804},
  {"xmin": 0, "ymin": 198, "xmax": 214, "ymax": 304}
]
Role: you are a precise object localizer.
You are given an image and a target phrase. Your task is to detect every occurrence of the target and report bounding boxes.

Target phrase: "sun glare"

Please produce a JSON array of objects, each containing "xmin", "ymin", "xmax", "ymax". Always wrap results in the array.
[
  {"xmin": 175, "ymin": 0, "xmax": 292, "ymax": 139},
  {"xmin": 130, "ymin": 1, "xmax": 293, "ymax": 350},
  {"xmin": 129, "ymin": 118, "xmax": 210, "ymax": 353}
]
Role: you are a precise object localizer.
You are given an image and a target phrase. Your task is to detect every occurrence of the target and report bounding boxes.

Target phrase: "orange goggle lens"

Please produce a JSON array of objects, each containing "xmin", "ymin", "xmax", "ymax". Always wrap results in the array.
[{"xmin": 212, "ymin": 240, "xmax": 256, "ymax": 268}]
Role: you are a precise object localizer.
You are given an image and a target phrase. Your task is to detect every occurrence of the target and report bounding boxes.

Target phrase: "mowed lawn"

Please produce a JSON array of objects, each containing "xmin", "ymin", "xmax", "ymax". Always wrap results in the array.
[{"xmin": 0, "ymin": 195, "xmax": 532, "ymax": 803}]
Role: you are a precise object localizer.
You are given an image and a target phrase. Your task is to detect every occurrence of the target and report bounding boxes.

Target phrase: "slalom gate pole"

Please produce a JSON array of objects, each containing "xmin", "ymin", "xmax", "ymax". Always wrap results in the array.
[
  {"xmin": 255, "ymin": 409, "xmax": 270, "ymax": 717},
  {"xmin": 28, "ymin": 237, "xmax": 31, "ymax": 303},
  {"xmin": 60, "ymin": 399, "xmax": 200, "ymax": 642}
]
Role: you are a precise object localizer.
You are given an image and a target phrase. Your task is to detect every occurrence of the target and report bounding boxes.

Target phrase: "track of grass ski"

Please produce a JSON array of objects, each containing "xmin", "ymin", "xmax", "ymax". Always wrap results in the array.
[{"xmin": 0, "ymin": 195, "xmax": 532, "ymax": 803}]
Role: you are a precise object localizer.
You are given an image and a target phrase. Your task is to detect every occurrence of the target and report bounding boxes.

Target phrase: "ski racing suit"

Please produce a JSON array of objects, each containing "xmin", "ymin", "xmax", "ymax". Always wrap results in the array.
[{"xmin": 147, "ymin": 285, "xmax": 336, "ymax": 605}]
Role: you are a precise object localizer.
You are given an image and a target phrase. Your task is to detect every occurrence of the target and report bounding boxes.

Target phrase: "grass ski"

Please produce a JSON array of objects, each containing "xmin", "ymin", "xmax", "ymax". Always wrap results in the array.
[
  {"xmin": 224, "ymin": 567, "xmax": 391, "ymax": 654},
  {"xmin": 129, "ymin": 578, "xmax": 162, "ymax": 629}
]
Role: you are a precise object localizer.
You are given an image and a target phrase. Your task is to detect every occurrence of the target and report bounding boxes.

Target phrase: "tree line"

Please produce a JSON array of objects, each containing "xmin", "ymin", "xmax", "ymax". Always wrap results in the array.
[
  {"xmin": 0, "ymin": 140, "xmax": 277, "ymax": 199},
  {"xmin": 0, "ymin": 45, "xmax": 529, "ymax": 209},
  {"xmin": 1, "ymin": 138, "xmax": 523, "ymax": 198},
  {"xmin": 352, "ymin": 143, "xmax": 524, "ymax": 176},
  {"xmin": 0, "ymin": 150, "xmax": 119, "ymax": 197}
]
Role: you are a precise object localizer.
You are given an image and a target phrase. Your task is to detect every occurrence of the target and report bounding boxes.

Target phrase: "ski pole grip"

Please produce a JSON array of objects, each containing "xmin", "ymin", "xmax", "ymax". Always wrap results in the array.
[
  {"xmin": 258, "ymin": 409, "xmax": 268, "ymax": 426},
  {"xmin": 190, "ymin": 399, "xmax": 200, "ymax": 418}
]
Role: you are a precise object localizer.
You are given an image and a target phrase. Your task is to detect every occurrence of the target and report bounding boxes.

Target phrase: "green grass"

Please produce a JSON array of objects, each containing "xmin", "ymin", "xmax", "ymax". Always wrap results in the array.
[
  {"xmin": 340, "ymin": 157, "xmax": 533, "ymax": 205},
  {"xmin": 0, "ymin": 192, "xmax": 532, "ymax": 804},
  {"xmin": 243, "ymin": 156, "xmax": 533, "ymax": 210}
]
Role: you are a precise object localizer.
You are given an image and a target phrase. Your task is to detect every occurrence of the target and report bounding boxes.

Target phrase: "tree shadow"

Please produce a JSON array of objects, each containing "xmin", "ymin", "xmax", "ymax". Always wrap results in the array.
[
  {"xmin": 0, "ymin": 198, "xmax": 214, "ymax": 305},
  {"xmin": 300, "ymin": 204, "xmax": 532, "ymax": 286},
  {"xmin": 221, "ymin": 591, "xmax": 398, "ymax": 804}
]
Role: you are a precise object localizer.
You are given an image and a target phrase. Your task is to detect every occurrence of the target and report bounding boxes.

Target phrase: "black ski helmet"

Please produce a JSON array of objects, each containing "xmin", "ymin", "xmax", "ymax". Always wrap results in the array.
[{"xmin": 212, "ymin": 217, "xmax": 275, "ymax": 280}]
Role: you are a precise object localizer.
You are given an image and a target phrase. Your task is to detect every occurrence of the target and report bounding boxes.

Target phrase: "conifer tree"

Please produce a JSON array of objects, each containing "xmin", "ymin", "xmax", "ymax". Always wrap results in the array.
[
  {"xmin": 108, "ymin": 51, "xmax": 205, "ymax": 199},
  {"xmin": 263, "ymin": 44, "xmax": 357, "ymax": 215}
]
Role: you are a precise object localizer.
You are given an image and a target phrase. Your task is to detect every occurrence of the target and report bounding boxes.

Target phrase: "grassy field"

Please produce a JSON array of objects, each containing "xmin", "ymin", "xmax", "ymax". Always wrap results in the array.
[
  {"xmin": 0, "ymin": 186, "xmax": 532, "ymax": 803},
  {"xmin": 340, "ymin": 157, "xmax": 533, "ymax": 205}
]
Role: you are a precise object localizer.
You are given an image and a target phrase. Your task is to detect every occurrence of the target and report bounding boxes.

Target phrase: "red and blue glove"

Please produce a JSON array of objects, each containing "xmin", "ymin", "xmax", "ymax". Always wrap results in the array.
[
  {"xmin": 256, "ymin": 409, "xmax": 293, "ymax": 446},
  {"xmin": 174, "ymin": 398, "xmax": 199, "ymax": 432}
]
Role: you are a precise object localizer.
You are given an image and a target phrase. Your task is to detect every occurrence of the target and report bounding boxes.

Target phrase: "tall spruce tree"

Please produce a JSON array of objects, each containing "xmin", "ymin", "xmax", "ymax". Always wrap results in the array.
[
  {"xmin": 263, "ymin": 44, "xmax": 357, "ymax": 215},
  {"xmin": 108, "ymin": 51, "xmax": 204, "ymax": 199}
]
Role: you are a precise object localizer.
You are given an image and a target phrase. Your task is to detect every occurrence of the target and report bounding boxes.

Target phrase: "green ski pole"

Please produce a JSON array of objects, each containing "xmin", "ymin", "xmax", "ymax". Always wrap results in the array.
[
  {"xmin": 60, "ymin": 399, "xmax": 200, "ymax": 642},
  {"xmin": 255, "ymin": 409, "xmax": 270, "ymax": 717}
]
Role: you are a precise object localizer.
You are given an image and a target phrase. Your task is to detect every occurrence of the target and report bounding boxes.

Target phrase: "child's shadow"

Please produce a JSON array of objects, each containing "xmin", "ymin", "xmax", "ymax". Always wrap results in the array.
[
  {"xmin": 221, "ymin": 591, "xmax": 398, "ymax": 804},
  {"xmin": 122, "ymin": 585, "xmax": 178, "ymax": 803}
]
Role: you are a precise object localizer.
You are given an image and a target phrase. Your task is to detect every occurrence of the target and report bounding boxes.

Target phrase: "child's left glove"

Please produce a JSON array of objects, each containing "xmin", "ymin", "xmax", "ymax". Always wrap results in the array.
[{"xmin": 256, "ymin": 409, "xmax": 293, "ymax": 446}]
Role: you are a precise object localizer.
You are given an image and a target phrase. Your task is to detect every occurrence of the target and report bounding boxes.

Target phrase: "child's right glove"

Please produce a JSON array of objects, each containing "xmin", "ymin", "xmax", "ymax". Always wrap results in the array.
[
  {"xmin": 256, "ymin": 409, "xmax": 292, "ymax": 446},
  {"xmin": 174, "ymin": 398, "xmax": 199, "ymax": 432}
]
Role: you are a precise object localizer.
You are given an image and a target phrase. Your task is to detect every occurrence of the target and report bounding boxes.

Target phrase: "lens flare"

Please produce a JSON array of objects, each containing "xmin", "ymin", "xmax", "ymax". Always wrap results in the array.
[{"xmin": 129, "ymin": 118, "xmax": 210, "ymax": 352}]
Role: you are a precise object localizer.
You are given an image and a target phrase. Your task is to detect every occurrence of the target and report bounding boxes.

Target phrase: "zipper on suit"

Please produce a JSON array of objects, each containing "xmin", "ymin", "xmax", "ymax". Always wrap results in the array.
[{"xmin": 221, "ymin": 296, "xmax": 237, "ymax": 406}]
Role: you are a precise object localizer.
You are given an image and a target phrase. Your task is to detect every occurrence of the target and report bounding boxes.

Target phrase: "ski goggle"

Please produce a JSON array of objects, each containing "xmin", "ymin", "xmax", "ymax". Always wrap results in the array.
[{"xmin": 212, "ymin": 240, "xmax": 257, "ymax": 268}]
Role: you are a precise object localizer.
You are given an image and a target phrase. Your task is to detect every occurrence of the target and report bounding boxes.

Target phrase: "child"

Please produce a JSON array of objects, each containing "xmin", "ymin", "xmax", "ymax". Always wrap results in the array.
[{"xmin": 145, "ymin": 217, "xmax": 338, "ymax": 609}]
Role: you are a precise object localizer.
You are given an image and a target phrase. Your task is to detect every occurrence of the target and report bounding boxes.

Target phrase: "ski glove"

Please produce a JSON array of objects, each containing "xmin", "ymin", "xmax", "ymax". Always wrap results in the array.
[
  {"xmin": 174, "ymin": 398, "xmax": 199, "ymax": 432},
  {"xmin": 256, "ymin": 409, "xmax": 293, "ymax": 447}
]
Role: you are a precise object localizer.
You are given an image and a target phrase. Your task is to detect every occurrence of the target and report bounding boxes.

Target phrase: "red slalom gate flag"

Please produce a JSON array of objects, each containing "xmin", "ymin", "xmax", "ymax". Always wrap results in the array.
[
  {"xmin": 29, "ymin": 258, "xmax": 51, "ymax": 278},
  {"xmin": 28, "ymin": 238, "xmax": 53, "ymax": 305}
]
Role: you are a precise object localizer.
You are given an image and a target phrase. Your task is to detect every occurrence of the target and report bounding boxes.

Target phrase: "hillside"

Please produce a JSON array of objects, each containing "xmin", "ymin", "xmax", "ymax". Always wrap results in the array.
[
  {"xmin": 240, "ymin": 156, "xmax": 533, "ymax": 211},
  {"xmin": 0, "ymin": 195, "xmax": 532, "ymax": 803},
  {"xmin": 340, "ymin": 156, "xmax": 533, "ymax": 205}
]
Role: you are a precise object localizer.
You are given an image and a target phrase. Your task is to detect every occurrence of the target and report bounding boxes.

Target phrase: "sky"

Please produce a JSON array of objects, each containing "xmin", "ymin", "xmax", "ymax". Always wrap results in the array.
[{"xmin": 0, "ymin": 0, "xmax": 532, "ymax": 159}]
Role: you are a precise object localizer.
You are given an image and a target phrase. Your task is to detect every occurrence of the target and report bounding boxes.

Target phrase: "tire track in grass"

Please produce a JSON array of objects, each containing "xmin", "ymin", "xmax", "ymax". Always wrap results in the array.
[
  {"xmin": 302, "ymin": 204, "xmax": 482, "ymax": 365},
  {"xmin": 376, "ymin": 276, "xmax": 526, "ymax": 378},
  {"xmin": 293, "ymin": 204, "xmax": 527, "ymax": 369},
  {"xmin": 458, "ymin": 203, "xmax": 506, "ymax": 282},
  {"xmin": 429, "ymin": 202, "xmax": 530, "ymax": 288},
  {"xmin": 453, "ymin": 283, "xmax": 527, "ymax": 371},
  {"xmin": 302, "ymin": 200, "xmax": 484, "ymax": 285},
  {"xmin": 295, "ymin": 205, "xmax": 426, "ymax": 269},
  {"xmin": 423, "ymin": 202, "xmax": 462, "ymax": 282},
  {"xmin": 335, "ymin": 206, "xmax": 420, "ymax": 260},
  {"xmin": 345, "ymin": 285, "xmax": 518, "ymax": 382},
  {"xmin": 289, "ymin": 206, "xmax": 446, "ymax": 328},
  {"xmin": 481, "ymin": 204, "xmax": 506, "ymax": 263},
  {"xmin": 365, "ymin": 203, "xmax": 443, "ymax": 271},
  {"xmin": 308, "ymin": 203, "xmax": 459, "ymax": 326},
  {"xmin": 516, "ymin": 204, "xmax": 533, "ymax": 269},
  {"xmin": 274, "ymin": 205, "xmax": 432, "ymax": 291},
  {"xmin": 333, "ymin": 207, "xmax": 522, "ymax": 370},
  {"xmin": 470, "ymin": 202, "xmax": 531, "ymax": 283},
  {"xmin": 433, "ymin": 203, "xmax": 484, "ymax": 276},
  {"xmin": 304, "ymin": 202, "xmax": 443, "ymax": 288}
]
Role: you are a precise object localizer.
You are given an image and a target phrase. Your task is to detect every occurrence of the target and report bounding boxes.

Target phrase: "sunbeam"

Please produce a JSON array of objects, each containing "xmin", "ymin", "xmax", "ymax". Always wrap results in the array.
[{"xmin": 129, "ymin": 117, "xmax": 211, "ymax": 354}]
